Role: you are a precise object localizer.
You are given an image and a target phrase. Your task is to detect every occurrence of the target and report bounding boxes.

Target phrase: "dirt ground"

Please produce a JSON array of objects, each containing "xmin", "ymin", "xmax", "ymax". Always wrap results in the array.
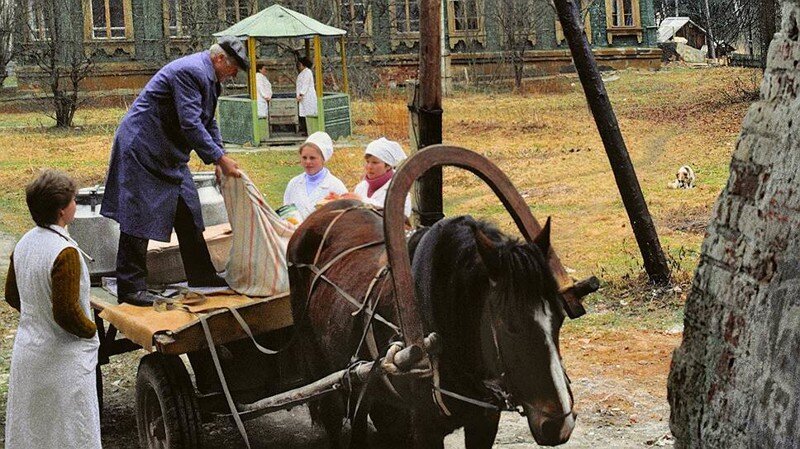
[{"xmin": 87, "ymin": 325, "xmax": 680, "ymax": 449}]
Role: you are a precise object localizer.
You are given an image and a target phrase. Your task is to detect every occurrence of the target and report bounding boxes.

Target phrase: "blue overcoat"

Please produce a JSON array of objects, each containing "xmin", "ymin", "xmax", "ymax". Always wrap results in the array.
[{"xmin": 101, "ymin": 51, "xmax": 225, "ymax": 242}]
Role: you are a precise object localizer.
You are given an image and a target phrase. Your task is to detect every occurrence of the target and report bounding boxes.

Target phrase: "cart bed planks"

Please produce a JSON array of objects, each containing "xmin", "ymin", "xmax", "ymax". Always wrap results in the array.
[{"xmin": 90, "ymin": 288, "xmax": 293, "ymax": 356}]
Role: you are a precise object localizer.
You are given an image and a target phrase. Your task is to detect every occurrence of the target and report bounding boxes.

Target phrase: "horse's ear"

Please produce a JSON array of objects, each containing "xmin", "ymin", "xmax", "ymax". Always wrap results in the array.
[
  {"xmin": 474, "ymin": 227, "xmax": 502, "ymax": 281},
  {"xmin": 533, "ymin": 217, "xmax": 552, "ymax": 255}
]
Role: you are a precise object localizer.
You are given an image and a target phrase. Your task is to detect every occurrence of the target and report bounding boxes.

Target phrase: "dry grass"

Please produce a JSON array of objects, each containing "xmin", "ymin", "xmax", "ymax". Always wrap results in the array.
[{"xmin": 0, "ymin": 66, "xmax": 760, "ymax": 314}]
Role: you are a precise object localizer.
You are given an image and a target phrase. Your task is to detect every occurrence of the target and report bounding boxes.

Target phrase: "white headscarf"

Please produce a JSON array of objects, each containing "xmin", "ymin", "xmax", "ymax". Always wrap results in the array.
[
  {"xmin": 304, "ymin": 131, "xmax": 334, "ymax": 161},
  {"xmin": 365, "ymin": 137, "xmax": 407, "ymax": 168}
]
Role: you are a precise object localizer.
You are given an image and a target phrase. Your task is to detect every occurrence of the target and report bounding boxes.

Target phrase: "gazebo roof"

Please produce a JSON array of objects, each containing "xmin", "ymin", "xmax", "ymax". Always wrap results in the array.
[{"xmin": 214, "ymin": 4, "xmax": 346, "ymax": 39}]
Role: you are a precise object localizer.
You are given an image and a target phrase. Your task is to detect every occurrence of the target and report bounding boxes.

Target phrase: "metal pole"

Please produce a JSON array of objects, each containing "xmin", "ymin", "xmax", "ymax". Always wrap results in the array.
[
  {"xmin": 339, "ymin": 36, "xmax": 349, "ymax": 95},
  {"xmin": 416, "ymin": 0, "xmax": 444, "ymax": 226},
  {"xmin": 553, "ymin": 0, "xmax": 671, "ymax": 284}
]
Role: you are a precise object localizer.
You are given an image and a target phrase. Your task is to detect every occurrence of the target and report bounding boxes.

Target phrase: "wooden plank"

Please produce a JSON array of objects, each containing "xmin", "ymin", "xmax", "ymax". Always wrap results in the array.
[
  {"xmin": 152, "ymin": 293, "xmax": 293, "ymax": 355},
  {"xmin": 92, "ymin": 288, "xmax": 294, "ymax": 356}
]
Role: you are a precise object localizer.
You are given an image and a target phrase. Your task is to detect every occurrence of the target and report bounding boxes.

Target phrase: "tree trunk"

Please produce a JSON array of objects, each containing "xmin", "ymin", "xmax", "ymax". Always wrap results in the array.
[
  {"xmin": 703, "ymin": 0, "xmax": 716, "ymax": 59},
  {"xmin": 514, "ymin": 54, "xmax": 523, "ymax": 91},
  {"xmin": 668, "ymin": 3, "xmax": 800, "ymax": 447},
  {"xmin": 760, "ymin": 0, "xmax": 777, "ymax": 67}
]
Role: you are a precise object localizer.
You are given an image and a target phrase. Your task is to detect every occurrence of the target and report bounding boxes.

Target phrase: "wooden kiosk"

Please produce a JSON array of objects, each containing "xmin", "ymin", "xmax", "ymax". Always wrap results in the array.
[{"xmin": 214, "ymin": 5, "xmax": 351, "ymax": 146}]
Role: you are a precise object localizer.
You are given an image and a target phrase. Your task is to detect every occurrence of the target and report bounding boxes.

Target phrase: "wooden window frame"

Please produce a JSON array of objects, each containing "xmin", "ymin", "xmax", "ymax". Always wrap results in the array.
[
  {"xmin": 81, "ymin": 0, "xmax": 134, "ymax": 56},
  {"xmin": 603, "ymin": 0, "xmax": 642, "ymax": 44},
  {"xmin": 555, "ymin": 0, "xmax": 593, "ymax": 45},
  {"xmin": 163, "ymin": 0, "xmax": 189, "ymax": 40},
  {"xmin": 83, "ymin": 0, "xmax": 133, "ymax": 41},
  {"xmin": 389, "ymin": 0, "xmax": 420, "ymax": 50},
  {"xmin": 447, "ymin": 0, "xmax": 486, "ymax": 49}
]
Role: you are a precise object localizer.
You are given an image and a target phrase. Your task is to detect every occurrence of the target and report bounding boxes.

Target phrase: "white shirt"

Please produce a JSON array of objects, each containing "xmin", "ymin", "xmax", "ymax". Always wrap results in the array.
[
  {"xmin": 256, "ymin": 72, "xmax": 272, "ymax": 118},
  {"xmin": 284, "ymin": 171, "xmax": 347, "ymax": 220},
  {"xmin": 353, "ymin": 179, "xmax": 412, "ymax": 217},
  {"xmin": 296, "ymin": 67, "xmax": 318, "ymax": 118}
]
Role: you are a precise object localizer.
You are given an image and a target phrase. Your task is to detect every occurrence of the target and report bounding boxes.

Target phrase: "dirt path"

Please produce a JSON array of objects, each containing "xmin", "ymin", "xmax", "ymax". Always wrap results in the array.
[{"xmin": 94, "ymin": 329, "xmax": 680, "ymax": 448}]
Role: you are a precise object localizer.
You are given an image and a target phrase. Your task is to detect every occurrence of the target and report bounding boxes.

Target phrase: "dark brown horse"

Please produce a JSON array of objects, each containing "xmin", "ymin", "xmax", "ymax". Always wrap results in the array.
[{"xmin": 287, "ymin": 199, "xmax": 575, "ymax": 448}]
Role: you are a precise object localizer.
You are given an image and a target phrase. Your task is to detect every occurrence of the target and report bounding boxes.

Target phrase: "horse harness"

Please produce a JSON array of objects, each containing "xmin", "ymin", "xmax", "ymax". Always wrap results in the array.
[{"xmin": 291, "ymin": 205, "xmax": 527, "ymax": 418}]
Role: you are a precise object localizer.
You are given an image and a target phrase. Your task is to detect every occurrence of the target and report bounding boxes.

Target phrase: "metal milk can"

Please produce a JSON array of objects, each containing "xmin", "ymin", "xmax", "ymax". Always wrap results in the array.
[
  {"xmin": 69, "ymin": 186, "xmax": 120, "ymax": 278},
  {"xmin": 68, "ymin": 173, "xmax": 229, "ymax": 280},
  {"xmin": 193, "ymin": 171, "xmax": 229, "ymax": 227}
]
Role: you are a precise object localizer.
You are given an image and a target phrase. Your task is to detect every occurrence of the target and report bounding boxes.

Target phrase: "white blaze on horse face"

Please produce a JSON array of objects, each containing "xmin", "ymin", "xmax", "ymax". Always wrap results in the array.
[{"xmin": 533, "ymin": 299, "xmax": 572, "ymax": 413}]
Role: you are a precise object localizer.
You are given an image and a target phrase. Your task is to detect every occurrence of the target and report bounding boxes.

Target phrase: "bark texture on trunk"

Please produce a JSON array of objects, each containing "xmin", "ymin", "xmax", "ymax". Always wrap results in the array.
[{"xmin": 668, "ymin": 4, "xmax": 800, "ymax": 448}]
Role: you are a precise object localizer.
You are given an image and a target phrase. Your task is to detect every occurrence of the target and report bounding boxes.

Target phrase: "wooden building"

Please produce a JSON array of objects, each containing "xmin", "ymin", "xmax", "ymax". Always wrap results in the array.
[{"xmin": 16, "ymin": 0, "xmax": 661, "ymax": 92}]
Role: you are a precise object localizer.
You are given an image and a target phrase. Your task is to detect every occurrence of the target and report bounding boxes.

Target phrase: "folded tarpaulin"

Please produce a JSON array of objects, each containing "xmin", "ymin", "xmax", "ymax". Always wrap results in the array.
[{"xmin": 220, "ymin": 172, "xmax": 297, "ymax": 296}]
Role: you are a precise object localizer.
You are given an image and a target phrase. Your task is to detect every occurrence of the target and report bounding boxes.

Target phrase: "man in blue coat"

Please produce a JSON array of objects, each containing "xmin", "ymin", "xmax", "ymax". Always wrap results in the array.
[{"xmin": 102, "ymin": 37, "xmax": 246, "ymax": 306}]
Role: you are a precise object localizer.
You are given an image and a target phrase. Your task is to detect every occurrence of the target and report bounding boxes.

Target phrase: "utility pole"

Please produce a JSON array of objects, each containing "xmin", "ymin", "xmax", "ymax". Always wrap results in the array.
[
  {"xmin": 553, "ymin": 0, "xmax": 671, "ymax": 284},
  {"xmin": 415, "ymin": 0, "xmax": 444, "ymax": 226}
]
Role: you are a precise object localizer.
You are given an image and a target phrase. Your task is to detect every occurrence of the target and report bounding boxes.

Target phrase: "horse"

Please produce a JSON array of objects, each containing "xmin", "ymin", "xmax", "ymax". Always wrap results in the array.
[{"xmin": 287, "ymin": 199, "xmax": 576, "ymax": 448}]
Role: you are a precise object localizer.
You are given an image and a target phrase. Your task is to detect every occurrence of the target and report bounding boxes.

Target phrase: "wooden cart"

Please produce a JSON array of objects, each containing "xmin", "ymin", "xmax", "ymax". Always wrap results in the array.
[{"xmin": 91, "ymin": 288, "xmax": 305, "ymax": 448}]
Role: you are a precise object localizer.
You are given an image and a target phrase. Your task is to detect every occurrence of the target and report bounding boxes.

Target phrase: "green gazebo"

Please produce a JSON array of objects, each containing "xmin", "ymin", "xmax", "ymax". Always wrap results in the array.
[{"xmin": 214, "ymin": 4, "xmax": 351, "ymax": 146}]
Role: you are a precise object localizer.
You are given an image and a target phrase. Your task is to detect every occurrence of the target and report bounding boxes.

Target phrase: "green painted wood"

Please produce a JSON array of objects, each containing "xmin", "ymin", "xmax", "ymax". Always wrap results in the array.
[
  {"xmin": 218, "ymin": 96, "xmax": 255, "ymax": 145},
  {"xmin": 322, "ymin": 93, "xmax": 351, "ymax": 140}
]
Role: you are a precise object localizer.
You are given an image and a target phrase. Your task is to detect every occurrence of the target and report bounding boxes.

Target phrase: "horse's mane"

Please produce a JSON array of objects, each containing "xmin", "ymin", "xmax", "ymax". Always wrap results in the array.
[{"xmin": 411, "ymin": 216, "xmax": 555, "ymax": 397}]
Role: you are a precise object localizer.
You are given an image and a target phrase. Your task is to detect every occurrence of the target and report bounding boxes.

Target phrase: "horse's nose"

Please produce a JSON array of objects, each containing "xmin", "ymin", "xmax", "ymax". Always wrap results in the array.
[{"xmin": 528, "ymin": 410, "xmax": 577, "ymax": 446}]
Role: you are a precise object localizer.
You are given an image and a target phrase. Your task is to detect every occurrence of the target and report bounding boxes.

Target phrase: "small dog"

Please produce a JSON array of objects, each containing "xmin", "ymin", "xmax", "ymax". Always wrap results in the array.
[{"xmin": 669, "ymin": 165, "xmax": 696, "ymax": 189}]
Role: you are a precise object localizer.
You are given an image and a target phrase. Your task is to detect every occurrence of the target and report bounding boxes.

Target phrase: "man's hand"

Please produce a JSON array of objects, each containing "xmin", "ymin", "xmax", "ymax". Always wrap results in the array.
[{"xmin": 215, "ymin": 154, "xmax": 241, "ymax": 183}]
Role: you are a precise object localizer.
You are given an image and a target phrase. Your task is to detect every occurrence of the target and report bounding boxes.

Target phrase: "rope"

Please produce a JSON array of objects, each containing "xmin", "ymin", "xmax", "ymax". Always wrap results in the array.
[{"xmin": 200, "ymin": 316, "xmax": 252, "ymax": 449}]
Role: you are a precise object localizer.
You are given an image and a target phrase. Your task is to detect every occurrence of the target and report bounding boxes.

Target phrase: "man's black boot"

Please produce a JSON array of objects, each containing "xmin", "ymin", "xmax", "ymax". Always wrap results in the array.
[{"xmin": 118, "ymin": 290, "xmax": 162, "ymax": 307}]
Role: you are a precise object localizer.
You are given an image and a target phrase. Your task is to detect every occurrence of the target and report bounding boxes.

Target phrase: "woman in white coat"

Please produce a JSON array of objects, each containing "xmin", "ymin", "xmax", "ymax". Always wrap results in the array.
[
  {"xmin": 350, "ymin": 137, "xmax": 412, "ymax": 217},
  {"xmin": 295, "ymin": 56, "xmax": 317, "ymax": 136},
  {"xmin": 255, "ymin": 62, "xmax": 272, "ymax": 119},
  {"xmin": 283, "ymin": 131, "xmax": 347, "ymax": 220},
  {"xmin": 4, "ymin": 170, "xmax": 101, "ymax": 449}
]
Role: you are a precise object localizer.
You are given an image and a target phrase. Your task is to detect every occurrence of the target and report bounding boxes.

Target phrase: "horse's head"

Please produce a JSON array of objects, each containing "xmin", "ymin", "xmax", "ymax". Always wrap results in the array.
[{"xmin": 473, "ymin": 219, "xmax": 575, "ymax": 446}]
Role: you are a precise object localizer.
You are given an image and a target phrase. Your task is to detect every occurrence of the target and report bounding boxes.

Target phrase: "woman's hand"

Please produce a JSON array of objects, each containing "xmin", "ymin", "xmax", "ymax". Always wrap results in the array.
[{"xmin": 339, "ymin": 192, "xmax": 361, "ymax": 200}]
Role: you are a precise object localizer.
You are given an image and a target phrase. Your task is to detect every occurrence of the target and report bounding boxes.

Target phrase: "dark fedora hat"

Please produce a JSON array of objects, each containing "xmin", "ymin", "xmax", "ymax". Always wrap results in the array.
[{"xmin": 217, "ymin": 36, "xmax": 250, "ymax": 71}]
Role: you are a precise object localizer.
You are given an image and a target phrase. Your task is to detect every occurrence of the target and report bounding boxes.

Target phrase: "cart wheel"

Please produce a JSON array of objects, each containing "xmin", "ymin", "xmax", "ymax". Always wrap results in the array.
[{"xmin": 136, "ymin": 353, "xmax": 203, "ymax": 449}]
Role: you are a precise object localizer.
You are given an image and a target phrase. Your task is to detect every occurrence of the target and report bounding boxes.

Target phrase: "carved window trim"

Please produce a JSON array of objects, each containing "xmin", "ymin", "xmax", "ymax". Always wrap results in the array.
[
  {"xmin": 447, "ymin": 0, "xmax": 486, "ymax": 49},
  {"xmin": 81, "ymin": 0, "xmax": 134, "ymax": 56},
  {"xmin": 603, "ymin": 0, "xmax": 642, "ymax": 44},
  {"xmin": 555, "ymin": 0, "xmax": 593, "ymax": 45},
  {"xmin": 389, "ymin": 0, "xmax": 420, "ymax": 51},
  {"xmin": 163, "ymin": 0, "xmax": 189, "ymax": 39}
]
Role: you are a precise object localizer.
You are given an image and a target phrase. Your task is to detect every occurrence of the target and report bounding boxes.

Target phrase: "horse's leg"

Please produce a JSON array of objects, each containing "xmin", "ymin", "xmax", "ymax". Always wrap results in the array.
[
  {"xmin": 463, "ymin": 412, "xmax": 501, "ymax": 449},
  {"xmin": 313, "ymin": 396, "xmax": 344, "ymax": 449},
  {"xmin": 369, "ymin": 403, "xmax": 410, "ymax": 444},
  {"xmin": 347, "ymin": 395, "xmax": 371, "ymax": 449},
  {"xmin": 410, "ymin": 409, "xmax": 445, "ymax": 449}
]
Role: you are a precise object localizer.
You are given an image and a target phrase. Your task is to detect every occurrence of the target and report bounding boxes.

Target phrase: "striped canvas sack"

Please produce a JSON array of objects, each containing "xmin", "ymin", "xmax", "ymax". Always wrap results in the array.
[{"xmin": 220, "ymin": 172, "xmax": 297, "ymax": 297}]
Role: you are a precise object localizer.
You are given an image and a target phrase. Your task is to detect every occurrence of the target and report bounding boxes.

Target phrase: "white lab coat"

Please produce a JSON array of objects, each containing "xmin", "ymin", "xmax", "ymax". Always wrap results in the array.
[
  {"xmin": 256, "ymin": 72, "xmax": 272, "ymax": 118},
  {"xmin": 296, "ymin": 67, "xmax": 318, "ymax": 117},
  {"xmin": 5, "ymin": 225, "xmax": 101, "ymax": 449},
  {"xmin": 353, "ymin": 179, "xmax": 412, "ymax": 217},
  {"xmin": 284, "ymin": 171, "xmax": 347, "ymax": 220}
]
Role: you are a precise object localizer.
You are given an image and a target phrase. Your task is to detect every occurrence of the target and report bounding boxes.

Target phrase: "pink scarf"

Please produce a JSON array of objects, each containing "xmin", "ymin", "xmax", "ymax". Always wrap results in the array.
[{"xmin": 365, "ymin": 169, "xmax": 394, "ymax": 198}]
